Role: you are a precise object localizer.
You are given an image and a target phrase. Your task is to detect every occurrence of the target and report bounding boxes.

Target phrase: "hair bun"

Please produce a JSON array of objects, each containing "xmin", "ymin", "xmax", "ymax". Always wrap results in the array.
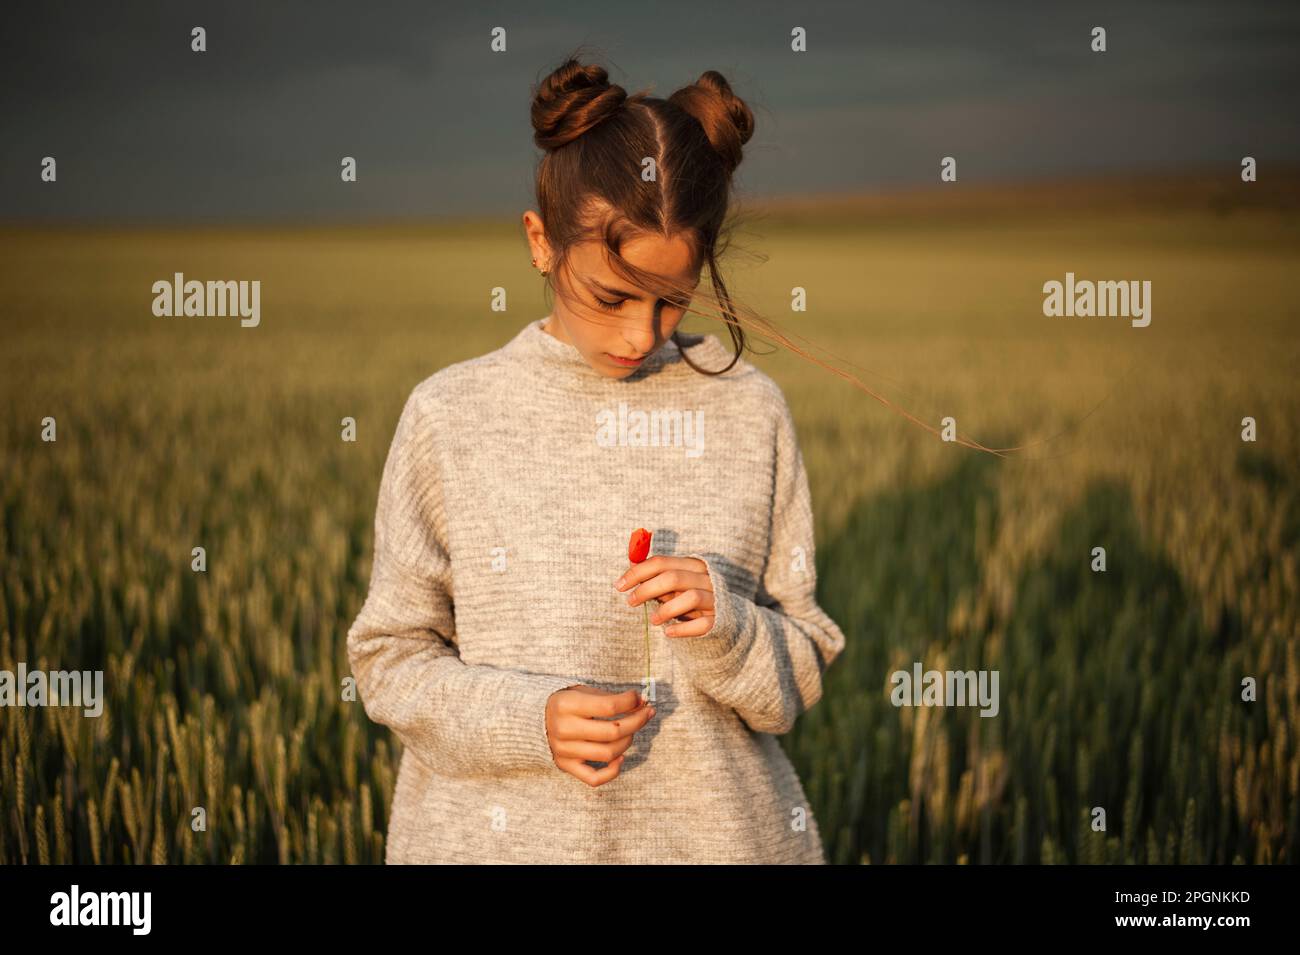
[
  {"xmin": 532, "ymin": 59, "xmax": 628, "ymax": 151},
  {"xmin": 668, "ymin": 70, "xmax": 754, "ymax": 176}
]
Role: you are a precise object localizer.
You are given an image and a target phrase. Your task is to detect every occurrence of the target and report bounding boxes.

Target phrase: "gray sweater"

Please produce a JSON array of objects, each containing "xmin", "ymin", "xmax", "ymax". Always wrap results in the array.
[{"xmin": 346, "ymin": 316, "xmax": 846, "ymax": 863}]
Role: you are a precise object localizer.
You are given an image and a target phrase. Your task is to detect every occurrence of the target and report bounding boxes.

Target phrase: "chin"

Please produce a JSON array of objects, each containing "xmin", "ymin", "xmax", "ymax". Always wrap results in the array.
[{"xmin": 597, "ymin": 364, "xmax": 636, "ymax": 378}]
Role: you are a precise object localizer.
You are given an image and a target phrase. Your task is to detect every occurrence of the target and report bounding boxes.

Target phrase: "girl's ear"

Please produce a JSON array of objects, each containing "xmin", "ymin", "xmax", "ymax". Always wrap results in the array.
[{"xmin": 522, "ymin": 210, "xmax": 550, "ymax": 258}]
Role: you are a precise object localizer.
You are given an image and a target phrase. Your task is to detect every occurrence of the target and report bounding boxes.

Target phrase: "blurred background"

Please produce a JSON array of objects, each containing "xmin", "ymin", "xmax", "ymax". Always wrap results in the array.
[{"xmin": 1, "ymin": 0, "xmax": 1297, "ymax": 863}]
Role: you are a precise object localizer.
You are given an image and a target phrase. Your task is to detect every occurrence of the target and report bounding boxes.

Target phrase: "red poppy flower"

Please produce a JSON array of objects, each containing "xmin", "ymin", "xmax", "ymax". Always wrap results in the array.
[{"xmin": 629, "ymin": 527, "xmax": 652, "ymax": 563}]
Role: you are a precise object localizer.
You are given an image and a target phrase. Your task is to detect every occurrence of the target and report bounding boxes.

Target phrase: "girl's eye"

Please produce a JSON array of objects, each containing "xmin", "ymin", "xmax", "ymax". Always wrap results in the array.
[{"xmin": 593, "ymin": 295, "xmax": 687, "ymax": 312}]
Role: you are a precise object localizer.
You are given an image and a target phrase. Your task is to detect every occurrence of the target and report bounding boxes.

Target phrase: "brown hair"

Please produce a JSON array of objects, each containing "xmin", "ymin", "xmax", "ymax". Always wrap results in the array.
[
  {"xmin": 529, "ymin": 51, "xmax": 1019, "ymax": 455},
  {"xmin": 530, "ymin": 51, "xmax": 758, "ymax": 375}
]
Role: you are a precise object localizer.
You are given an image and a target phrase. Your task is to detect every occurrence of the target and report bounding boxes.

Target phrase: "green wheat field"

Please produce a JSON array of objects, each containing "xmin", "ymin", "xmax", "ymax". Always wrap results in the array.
[{"xmin": 2, "ymin": 177, "xmax": 1297, "ymax": 864}]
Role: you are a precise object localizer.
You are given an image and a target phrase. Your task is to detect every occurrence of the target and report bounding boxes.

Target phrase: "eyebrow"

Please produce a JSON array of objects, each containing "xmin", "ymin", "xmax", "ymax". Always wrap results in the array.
[{"xmin": 589, "ymin": 279, "xmax": 695, "ymax": 301}]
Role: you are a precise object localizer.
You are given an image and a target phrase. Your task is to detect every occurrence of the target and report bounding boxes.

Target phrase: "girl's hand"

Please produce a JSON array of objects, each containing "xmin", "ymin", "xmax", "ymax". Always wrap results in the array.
[
  {"xmin": 545, "ymin": 686, "xmax": 655, "ymax": 787},
  {"xmin": 614, "ymin": 555, "xmax": 717, "ymax": 638}
]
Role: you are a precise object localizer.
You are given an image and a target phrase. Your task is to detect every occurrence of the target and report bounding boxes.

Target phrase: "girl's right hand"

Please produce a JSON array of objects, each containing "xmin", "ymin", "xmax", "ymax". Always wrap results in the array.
[{"xmin": 545, "ymin": 685, "xmax": 656, "ymax": 787}]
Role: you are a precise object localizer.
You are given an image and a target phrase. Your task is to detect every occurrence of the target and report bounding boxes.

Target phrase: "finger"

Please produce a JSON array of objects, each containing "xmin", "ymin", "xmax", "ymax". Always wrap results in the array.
[
  {"xmin": 615, "ymin": 555, "xmax": 700, "ymax": 592},
  {"xmin": 556, "ymin": 685, "xmax": 643, "ymax": 717},
  {"xmin": 649, "ymin": 587, "xmax": 714, "ymax": 624},
  {"xmin": 645, "ymin": 590, "xmax": 708, "ymax": 619},
  {"xmin": 551, "ymin": 684, "xmax": 596, "ymax": 713},
  {"xmin": 556, "ymin": 754, "xmax": 624, "ymax": 787},
  {"xmin": 589, "ymin": 702, "xmax": 657, "ymax": 741},
  {"xmin": 556, "ymin": 703, "xmax": 655, "ymax": 743},
  {"xmin": 550, "ymin": 732, "xmax": 636, "ymax": 764},
  {"xmin": 662, "ymin": 613, "xmax": 715, "ymax": 638},
  {"xmin": 626, "ymin": 569, "xmax": 712, "ymax": 607},
  {"xmin": 565, "ymin": 687, "xmax": 646, "ymax": 719}
]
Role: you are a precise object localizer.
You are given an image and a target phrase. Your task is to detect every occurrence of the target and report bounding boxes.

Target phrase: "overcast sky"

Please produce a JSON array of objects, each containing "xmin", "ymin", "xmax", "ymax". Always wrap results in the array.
[{"xmin": 2, "ymin": 0, "xmax": 1297, "ymax": 223}]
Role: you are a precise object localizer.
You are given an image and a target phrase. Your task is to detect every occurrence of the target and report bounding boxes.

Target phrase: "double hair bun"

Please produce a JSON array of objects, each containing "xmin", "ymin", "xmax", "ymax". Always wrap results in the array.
[{"xmin": 531, "ymin": 58, "xmax": 754, "ymax": 176}]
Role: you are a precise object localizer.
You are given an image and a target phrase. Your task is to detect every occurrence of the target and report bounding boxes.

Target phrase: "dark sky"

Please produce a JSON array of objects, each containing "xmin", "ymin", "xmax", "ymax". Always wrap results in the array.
[{"xmin": 2, "ymin": 0, "xmax": 1298, "ymax": 223}]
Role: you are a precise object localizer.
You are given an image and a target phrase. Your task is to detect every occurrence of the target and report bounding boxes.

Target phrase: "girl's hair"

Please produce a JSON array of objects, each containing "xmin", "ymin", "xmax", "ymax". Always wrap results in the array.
[
  {"xmin": 530, "ymin": 51, "xmax": 756, "ymax": 375},
  {"xmin": 529, "ymin": 50, "xmax": 1026, "ymax": 456}
]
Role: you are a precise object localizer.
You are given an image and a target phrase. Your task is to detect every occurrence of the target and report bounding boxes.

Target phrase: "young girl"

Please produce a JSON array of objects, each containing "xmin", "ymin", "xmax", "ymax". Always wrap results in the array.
[{"xmin": 346, "ymin": 56, "xmax": 846, "ymax": 864}]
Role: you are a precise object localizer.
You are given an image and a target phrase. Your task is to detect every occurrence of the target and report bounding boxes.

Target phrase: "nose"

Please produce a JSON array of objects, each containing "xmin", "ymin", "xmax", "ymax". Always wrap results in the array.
[{"xmin": 620, "ymin": 309, "xmax": 661, "ymax": 354}]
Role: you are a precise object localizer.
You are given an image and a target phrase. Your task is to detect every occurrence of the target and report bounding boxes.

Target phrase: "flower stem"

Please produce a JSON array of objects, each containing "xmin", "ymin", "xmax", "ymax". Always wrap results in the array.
[{"xmin": 642, "ymin": 602, "xmax": 650, "ymax": 695}]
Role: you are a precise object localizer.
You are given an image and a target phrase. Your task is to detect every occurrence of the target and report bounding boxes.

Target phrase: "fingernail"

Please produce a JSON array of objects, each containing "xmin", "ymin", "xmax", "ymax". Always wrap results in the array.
[{"xmin": 614, "ymin": 576, "xmax": 626, "ymax": 590}]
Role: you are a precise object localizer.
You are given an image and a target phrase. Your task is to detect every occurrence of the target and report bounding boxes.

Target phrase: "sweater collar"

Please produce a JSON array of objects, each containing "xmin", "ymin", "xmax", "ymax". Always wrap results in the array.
[{"xmin": 507, "ymin": 316, "xmax": 734, "ymax": 384}]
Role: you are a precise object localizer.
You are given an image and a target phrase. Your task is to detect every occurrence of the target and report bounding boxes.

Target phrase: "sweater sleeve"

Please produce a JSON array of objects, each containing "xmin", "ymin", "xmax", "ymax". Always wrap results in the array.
[
  {"xmin": 673, "ymin": 395, "xmax": 846, "ymax": 735},
  {"xmin": 346, "ymin": 386, "xmax": 585, "ymax": 779}
]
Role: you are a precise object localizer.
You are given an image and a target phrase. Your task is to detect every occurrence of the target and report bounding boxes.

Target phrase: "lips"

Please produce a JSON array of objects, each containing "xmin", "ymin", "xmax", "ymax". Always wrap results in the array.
[{"xmin": 607, "ymin": 352, "xmax": 647, "ymax": 365}]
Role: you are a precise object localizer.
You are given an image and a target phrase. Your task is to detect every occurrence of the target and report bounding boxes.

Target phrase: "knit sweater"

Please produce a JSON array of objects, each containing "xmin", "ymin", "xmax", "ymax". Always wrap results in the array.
[{"xmin": 346, "ymin": 315, "xmax": 846, "ymax": 864}]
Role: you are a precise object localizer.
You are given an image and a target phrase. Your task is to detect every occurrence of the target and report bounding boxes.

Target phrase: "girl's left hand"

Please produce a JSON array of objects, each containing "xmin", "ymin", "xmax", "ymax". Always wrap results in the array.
[{"xmin": 614, "ymin": 556, "xmax": 716, "ymax": 637}]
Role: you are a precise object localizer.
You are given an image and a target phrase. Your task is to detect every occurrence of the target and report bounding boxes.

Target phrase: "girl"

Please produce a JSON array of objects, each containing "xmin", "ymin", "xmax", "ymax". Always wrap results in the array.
[{"xmin": 346, "ymin": 56, "xmax": 847, "ymax": 864}]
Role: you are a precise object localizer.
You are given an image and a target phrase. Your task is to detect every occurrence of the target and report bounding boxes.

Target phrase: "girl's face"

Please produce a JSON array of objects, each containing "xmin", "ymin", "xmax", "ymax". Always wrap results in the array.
[{"xmin": 539, "ymin": 230, "xmax": 702, "ymax": 379}]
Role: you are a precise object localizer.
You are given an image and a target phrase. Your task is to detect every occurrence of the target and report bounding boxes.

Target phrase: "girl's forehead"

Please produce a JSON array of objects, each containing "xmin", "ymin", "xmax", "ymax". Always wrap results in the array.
[{"xmin": 572, "ymin": 234, "xmax": 700, "ymax": 284}]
